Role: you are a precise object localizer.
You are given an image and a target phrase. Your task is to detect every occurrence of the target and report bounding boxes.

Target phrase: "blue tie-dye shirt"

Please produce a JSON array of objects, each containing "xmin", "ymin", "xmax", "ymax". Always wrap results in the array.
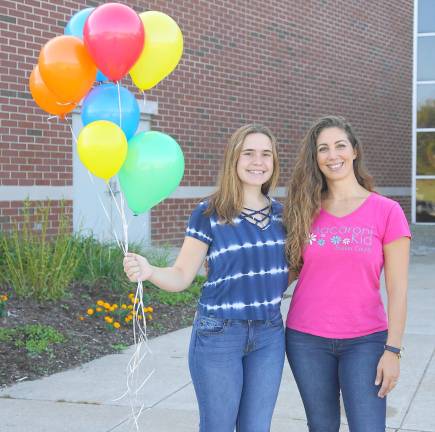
[{"xmin": 186, "ymin": 199, "xmax": 289, "ymax": 320}]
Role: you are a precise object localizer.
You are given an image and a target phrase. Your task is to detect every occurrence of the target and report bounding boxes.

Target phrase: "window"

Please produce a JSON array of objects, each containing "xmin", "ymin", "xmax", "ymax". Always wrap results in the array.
[{"xmin": 415, "ymin": 0, "xmax": 435, "ymax": 222}]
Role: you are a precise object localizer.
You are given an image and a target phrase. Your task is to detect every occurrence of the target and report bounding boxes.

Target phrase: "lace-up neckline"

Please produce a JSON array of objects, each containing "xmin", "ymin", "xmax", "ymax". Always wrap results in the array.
[{"xmin": 240, "ymin": 197, "xmax": 272, "ymax": 230}]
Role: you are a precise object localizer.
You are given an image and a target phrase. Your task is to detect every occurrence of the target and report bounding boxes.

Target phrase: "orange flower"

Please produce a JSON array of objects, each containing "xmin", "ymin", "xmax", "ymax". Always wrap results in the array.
[
  {"xmin": 96, "ymin": 300, "xmax": 105, "ymax": 307},
  {"xmin": 121, "ymin": 304, "xmax": 127, "ymax": 309},
  {"xmin": 113, "ymin": 322, "xmax": 121, "ymax": 329},
  {"xmin": 104, "ymin": 316, "xmax": 114, "ymax": 324},
  {"xmin": 87, "ymin": 308, "xmax": 94, "ymax": 316},
  {"xmin": 96, "ymin": 307, "xmax": 103, "ymax": 313}
]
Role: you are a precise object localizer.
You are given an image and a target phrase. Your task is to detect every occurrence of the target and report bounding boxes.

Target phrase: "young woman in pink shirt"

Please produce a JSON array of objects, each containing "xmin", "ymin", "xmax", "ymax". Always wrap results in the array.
[{"xmin": 283, "ymin": 115, "xmax": 411, "ymax": 432}]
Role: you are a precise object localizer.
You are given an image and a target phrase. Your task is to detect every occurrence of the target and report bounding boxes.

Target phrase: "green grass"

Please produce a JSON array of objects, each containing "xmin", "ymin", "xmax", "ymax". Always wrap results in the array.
[
  {"xmin": 0, "ymin": 324, "xmax": 65, "ymax": 356},
  {"xmin": 110, "ymin": 343, "xmax": 129, "ymax": 352}
]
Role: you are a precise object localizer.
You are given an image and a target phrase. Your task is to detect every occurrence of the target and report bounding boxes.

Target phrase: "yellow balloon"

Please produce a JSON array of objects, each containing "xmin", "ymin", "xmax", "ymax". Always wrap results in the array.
[
  {"xmin": 77, "ymin": 120, "xmax": 128, "ymax": 181},
  {"xmin": 130, "ymin": 11, "xmax": 183, "ymax": 90}
]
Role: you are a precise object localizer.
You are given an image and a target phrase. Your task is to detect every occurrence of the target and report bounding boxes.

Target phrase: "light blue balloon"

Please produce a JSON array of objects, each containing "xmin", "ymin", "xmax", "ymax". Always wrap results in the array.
[
  {"xmin": 64, "ymin": 7, "xmax": 94, "ymax": 36},
  {"xmin": 96, "ymin": 70, "xmax": 107, "ymax": 82},
  {"xmin": 81, "ymin": 84, "xmax": 140, "ymax": 140},
  {"xmin": 64, "ymin": 8, "xmax": 108, "ymax": 82}
]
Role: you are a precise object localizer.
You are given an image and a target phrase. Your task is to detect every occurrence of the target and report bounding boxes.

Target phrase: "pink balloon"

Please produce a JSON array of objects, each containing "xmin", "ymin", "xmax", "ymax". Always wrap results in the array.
[{"xmin": 83, "ymin": 3, "xmax": 144, "ymax": 81}]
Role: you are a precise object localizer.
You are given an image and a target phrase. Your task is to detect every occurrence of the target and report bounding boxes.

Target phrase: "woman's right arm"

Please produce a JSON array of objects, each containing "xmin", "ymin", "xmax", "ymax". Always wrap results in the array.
[{"xmin": 123, "ymin": 236, "xmax": 209, "ymax": 293}]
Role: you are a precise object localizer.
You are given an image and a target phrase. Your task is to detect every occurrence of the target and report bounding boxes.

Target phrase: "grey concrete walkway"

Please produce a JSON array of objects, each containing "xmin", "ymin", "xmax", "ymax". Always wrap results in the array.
[{"xmin": 0, "ymin": 253, "xmax": 434, "ymax": 432}]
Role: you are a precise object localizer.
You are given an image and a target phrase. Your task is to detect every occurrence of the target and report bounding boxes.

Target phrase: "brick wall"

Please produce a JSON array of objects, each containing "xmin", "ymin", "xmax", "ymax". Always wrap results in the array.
[
  {"xmin": 0, "ymin": 0, "xmax": 413, "ymax": 244},
  {"xmin": 0, "ymin": 199, "xmax": 72, "ymax": 236},
  {"xmin": 390, "ymin": 196, "xmax": 411, "ymax": 221}
]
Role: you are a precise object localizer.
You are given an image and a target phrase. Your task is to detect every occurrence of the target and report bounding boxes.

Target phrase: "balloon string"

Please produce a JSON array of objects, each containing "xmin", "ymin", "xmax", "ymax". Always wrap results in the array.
[
  {"xmin": 68, "ymin": 105, "xmax": 152, "ymax": 430},
  {"xmin": 141, "ymin": 90, "xmax": 147, "ymax": 112},
  {"xmin": 117, "ymin": 81, "xmax": 122, "ymax": 130},
  {"xmin": 107, "ymin": 180, "xmax": 128, "ymax": 255},
  {"xmin": 55, "ymin": 101, "xmax": 75, "ymax": 106},
  {"xmin": 88, "ymin": 173, "xmax": 125, "ymax": 252},
  {"xmin": 68, "ymin": 122, "xmax": 125, "ymax": 252},
  {"xmin": 119, "ymin": 189, "xmax": 129, "ymax": 254},
  {"xmin": 68, "ymin": 124, "xmax": 79, "ymax": 146}
]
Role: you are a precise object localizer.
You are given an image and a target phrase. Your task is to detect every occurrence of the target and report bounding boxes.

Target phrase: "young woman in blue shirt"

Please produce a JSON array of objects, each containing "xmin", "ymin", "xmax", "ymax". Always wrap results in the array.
[{"xmin": 123, "ymin": 124, "xmax": 289, "ymax": 432}]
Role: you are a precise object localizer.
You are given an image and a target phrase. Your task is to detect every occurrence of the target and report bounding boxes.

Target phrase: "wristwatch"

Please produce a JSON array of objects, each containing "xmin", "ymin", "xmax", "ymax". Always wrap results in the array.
[{"xmin": 384, "ymin": 344, "xmax": 403, "ymax": 359}]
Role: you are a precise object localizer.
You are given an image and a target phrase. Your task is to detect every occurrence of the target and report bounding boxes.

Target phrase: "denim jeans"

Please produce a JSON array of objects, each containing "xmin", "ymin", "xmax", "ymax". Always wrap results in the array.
[
  {"xmin": 286, "ymin": 328, "xmax": 387, "ymax": 432},
  {"xmin": 188, "ymin": 313, "xmax": 285, "ymax": 432}
]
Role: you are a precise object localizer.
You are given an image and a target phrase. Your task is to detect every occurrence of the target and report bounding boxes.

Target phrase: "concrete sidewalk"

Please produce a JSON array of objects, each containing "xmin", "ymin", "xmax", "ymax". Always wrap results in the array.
[{"xmin": 1, "ymin": 253, "xmax": 434, "ymax": 432}]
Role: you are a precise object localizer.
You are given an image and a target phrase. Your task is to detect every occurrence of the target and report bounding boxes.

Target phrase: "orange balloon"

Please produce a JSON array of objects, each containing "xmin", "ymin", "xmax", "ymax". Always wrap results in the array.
[
  {"xmin": 29, "ymin": 66, "xmax": 77, "ymax": 117},
  {"xmin": 38, "ymin": 35, "xmax": 97, "ymax": 103}
]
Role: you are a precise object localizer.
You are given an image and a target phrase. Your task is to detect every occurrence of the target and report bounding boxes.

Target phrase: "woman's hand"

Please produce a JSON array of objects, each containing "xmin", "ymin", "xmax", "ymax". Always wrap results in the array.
[
  {"xmin": 375, "ymin": 351, "xmax": 400, "ymax": 398},
  {"xmin": 123, "ymin": 252, "xmax": 154, "ymax": 282}
]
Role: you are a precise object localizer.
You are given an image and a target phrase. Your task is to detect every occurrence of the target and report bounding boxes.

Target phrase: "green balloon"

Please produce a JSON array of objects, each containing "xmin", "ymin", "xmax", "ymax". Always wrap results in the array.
[{"xmin": 118, "ymin": 131, "xmax": 184, "ymax": 214}]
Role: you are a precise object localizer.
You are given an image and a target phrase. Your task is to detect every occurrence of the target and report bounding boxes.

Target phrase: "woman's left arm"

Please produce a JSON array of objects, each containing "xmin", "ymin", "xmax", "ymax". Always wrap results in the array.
[{"xmin": 376, "ymin": 236, "xmax": 410, "ymax": 398}]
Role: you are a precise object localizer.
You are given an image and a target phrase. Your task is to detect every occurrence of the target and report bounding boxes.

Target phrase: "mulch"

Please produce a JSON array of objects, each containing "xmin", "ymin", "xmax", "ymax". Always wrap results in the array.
[{"xmin": 0, "ymin": 283, "xmax": 196, "ymax": 389}]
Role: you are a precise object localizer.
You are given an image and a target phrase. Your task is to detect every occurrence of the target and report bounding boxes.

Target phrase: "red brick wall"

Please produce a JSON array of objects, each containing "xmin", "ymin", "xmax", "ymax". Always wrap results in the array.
[
  {"xmin": 0, "ymin": 200, "xmax": 73, "ymax": 236},
  {"xmin": 0, "ymin": 0, "xmax": 413, "ymax": 244},
  {"xmin": 151, "ymin": 199, "xmax": 197, "ymax": 245}
]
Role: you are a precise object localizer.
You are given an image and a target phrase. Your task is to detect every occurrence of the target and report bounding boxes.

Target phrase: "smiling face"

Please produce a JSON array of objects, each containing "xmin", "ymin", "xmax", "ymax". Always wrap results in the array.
[
  {"xmin": 316, "ymin": 127, "xmax": 357, "ymax": 182},
  {"xmin": 236, "ymin": 132, "xmax": 274, "ymax": 188}
]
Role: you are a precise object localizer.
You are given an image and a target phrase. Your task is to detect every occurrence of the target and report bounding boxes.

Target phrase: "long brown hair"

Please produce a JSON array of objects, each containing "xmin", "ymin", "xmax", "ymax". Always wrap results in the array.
[
  {"xmin": 283, "ymin": 115, "xmax": 374, "ymax": 273},
  {"xmin": 205, "ymin": 124, "xmax": 280, "ymax": 223}
]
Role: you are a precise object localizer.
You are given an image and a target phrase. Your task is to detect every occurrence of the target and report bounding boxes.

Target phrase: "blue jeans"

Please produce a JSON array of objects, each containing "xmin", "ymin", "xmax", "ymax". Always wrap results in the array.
[
  {"xmin": 286, "ymin": 328, "xmax": 387, "ymax": 432},
  {"xmin": 188, "ymin": 313, "xmax": 285, "ymax": 432}
]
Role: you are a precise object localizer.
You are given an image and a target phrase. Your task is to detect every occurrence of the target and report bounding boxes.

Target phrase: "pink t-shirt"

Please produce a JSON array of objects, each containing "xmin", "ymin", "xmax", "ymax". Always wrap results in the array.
[{"xmin": 286, "ymin": 193, "xmax": 411, "ymax": 338}]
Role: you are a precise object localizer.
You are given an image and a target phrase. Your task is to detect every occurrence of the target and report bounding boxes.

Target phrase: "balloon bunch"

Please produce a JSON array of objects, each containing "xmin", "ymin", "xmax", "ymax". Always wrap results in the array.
[{"xmin": 29, "ymin": 3, "xmax": 185, "ymax": 215}]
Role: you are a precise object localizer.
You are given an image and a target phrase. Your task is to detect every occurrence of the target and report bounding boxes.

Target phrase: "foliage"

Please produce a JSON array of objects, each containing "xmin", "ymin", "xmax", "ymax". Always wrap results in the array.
[
  {"xmin": 0, "ymin": 200, "xmax": 81, "ymax": 301},
  {"xmin": 0, "ymin": 324, "xmax": 64, "ymax": 356},
  {"xmin": 0, "ymin": 294, "xmax": 7, "ymax": 318},
  {"xmin": 73, "ymin": 238, "xmax": 171, "ymax": 294},
  {"xmin": 145, "ymin": 275, "xmax": 205, "ymax": 305},
  {"xmin": 83, "ymin": 293, "xmax": 154, "ymax": 330},
  {"xmin": 73, "ymin": 236, "xmax": 131, "ymax": 294}
]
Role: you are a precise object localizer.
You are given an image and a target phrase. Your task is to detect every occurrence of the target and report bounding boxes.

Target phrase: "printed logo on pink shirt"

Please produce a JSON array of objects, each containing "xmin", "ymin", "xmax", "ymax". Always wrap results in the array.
[{"xmin": 310, "ymin": 225, "xmax": 374, "ymax": 253}]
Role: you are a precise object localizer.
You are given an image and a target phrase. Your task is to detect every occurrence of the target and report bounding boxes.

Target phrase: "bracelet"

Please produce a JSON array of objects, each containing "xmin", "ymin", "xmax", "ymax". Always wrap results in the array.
[{"xmin": 384, "ymin": 344, "xmax": 403, "ymax": 359}]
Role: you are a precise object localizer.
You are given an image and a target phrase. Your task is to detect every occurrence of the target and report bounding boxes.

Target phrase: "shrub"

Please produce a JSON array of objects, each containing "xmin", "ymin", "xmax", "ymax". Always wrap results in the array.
[
  {"xmin": 0, "ymin": 200, "xmax": 81, "ymax": 301},
  {"xmin": 73, "ymin": 236, "xmax": 148, "ymax": 294}
]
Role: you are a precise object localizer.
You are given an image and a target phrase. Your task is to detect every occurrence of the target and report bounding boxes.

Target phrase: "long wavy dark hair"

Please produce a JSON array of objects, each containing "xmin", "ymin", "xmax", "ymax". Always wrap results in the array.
[{"xmin": 283, "ymin": 116, "xmax": 374, "ymax": 273}]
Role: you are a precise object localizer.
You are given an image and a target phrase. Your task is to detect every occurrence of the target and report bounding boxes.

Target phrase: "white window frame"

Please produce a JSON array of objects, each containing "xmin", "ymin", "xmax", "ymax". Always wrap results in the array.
[{"xmin": 413, "ymin": 0, "xmax": 435, "ymax": 224}]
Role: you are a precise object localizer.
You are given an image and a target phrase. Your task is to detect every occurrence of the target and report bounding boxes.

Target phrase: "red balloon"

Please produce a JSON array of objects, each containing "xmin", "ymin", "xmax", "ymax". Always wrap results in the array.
[{"xmin": 83, "ymin": 3, "xmax": 145, "ymax": 81}]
